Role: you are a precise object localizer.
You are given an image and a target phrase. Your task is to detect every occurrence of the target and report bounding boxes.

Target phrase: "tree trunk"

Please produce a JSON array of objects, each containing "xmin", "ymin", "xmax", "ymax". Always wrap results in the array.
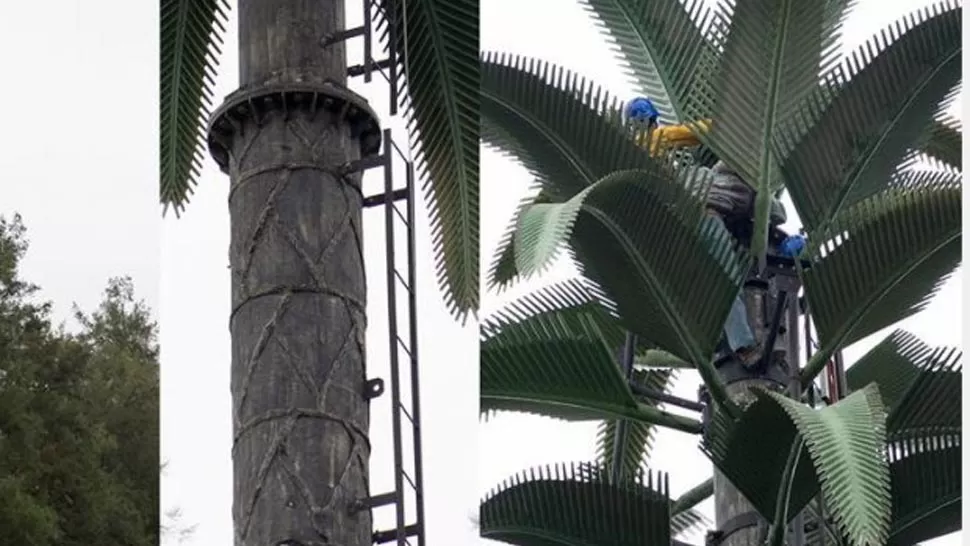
[
  {"xmin": 219, "ymin": 2, "xmax": 372, "ymax": 544},
  {"xmin": 713, "ymin": 285, "xmax": 791, "ymax": 546}
]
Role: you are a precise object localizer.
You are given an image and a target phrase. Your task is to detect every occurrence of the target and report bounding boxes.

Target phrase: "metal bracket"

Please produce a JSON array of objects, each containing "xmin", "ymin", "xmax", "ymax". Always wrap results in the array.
[
  {"xmin": 364, "ymin": 378, "xmax": 385, "ymax": 400},
  {"xmin": 319, "ymin": 25, "xmax": 367, "ymax": 48},
  {"xmin": 706, "ymin": 512, "xmax": 765, "ymax": 546}
]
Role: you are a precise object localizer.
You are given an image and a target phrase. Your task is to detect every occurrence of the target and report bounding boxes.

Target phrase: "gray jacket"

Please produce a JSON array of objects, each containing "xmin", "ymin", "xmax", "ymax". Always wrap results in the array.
[{"xmin": 706, "ymin": 161, "xmax": 787, "ymax": 225}]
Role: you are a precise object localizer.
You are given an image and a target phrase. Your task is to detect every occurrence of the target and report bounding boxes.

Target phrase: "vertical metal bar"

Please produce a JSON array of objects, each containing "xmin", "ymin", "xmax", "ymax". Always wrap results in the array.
[
  {"xmin": 382, "ymin": 129, "xmax": 406, "ymax": 545},
  {"xmin": 785, "ymin": 284, "xmax": 805, "ymax": 546},
  {"xmin": 363, "ymin": 0, "xmax": 373, "ymax": 83},
  {"xmin": 610, "ymin": 333, "xmax": 637, "ymax": 482},
  {"xmin": 802, "ymin": 299, "xmax": 827, "ymax": 545},
  {"xmin": 404, "ymin": 160, "xmax": 427, "ymax": 546},
  {"xmin": 386, "ymin": 0, "xmax": 399, "ymax": 115}
]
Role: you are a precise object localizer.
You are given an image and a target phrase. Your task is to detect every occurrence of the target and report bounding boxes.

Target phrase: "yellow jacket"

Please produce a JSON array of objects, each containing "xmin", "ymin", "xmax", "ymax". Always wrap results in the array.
[{"xmin": 636, "ymin": 119, "xmax": 712, "ymax": 157}]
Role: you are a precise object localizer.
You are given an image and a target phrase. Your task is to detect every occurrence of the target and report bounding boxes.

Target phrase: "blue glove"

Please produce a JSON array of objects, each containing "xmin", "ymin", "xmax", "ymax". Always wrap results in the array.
[
  {"xmin": 624, "ymin": 97, "xmax": 659, "ymax": 126},
  {"xmin": 778, "ymin": 234, "xmax": 807, "ymax": 257}
]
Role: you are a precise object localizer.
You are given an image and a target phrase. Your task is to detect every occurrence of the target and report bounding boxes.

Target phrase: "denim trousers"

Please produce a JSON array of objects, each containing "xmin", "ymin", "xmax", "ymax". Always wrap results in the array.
[{"xmin": 706, "ymin": 214, "xmax": 757, "ymax": 352}]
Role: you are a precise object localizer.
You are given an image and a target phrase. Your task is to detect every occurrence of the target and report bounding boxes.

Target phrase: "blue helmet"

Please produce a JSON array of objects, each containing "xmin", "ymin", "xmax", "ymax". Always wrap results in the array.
[{"xmin": 624, "ymin": 97, "xmax": 660, "ymax": 124}]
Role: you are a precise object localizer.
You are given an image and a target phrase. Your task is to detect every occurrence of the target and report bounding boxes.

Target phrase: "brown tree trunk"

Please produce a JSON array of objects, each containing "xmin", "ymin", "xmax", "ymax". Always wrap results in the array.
[
  {"xmin": 213, "ymin": 2, "xmax": 373, "ymax": 544},
  {"xmin": 713, "ymin": 285, "xmax": 792, "ymax": 546}
]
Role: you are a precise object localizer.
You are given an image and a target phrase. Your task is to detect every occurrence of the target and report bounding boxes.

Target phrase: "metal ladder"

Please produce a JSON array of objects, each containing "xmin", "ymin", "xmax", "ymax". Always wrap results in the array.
[{"xmin": 329, "ymin": 1, "xmax": 426, "ymax": 544}]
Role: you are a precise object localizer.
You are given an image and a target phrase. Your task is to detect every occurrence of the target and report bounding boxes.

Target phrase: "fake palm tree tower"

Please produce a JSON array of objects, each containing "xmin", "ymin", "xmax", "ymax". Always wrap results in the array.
[
  {"xmin": 161, "ymin": 0, "xmax": 478, "ymax": 544},
  {"xmin": 479, "ymin": 1, "xmax": 962, "ymax": 545}
]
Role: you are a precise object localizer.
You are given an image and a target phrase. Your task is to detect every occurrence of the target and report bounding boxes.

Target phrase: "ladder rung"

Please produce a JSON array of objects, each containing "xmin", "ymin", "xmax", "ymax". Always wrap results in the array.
[
  {"xmin": 363, "ymin": 187, "xmax": 408, "ymax": 208},
  {"xmin": 373, "ymin": 524, "xmax": 419, "ymax": 544},
  {"xmin": 349, "ymin": 57, "xmax": 393, "ymax": 78},
  {"xmin": 400, "ymin": 404, "xmax": 413, "ymax": 425},
  {"xmin": 402, "ymin": 469, "xmax": 417, "ymax": 490},
  {"xmin": 344, "ymin": 154, "xmax": 387, "ymax": 175},
  {"xmin": 393, "ymin": 270, "xmax": 410, "ymax": 293},
  {"xmin": 396, "ymin": 336, "xmax": 412, "ymax": 358},
  {"xmin": 392, "ymin": 204, "xmax": 407, "ymax": 224}
]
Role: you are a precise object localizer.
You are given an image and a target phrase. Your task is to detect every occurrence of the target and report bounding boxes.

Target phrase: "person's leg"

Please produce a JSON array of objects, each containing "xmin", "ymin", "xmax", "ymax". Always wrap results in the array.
[
  {"xmin": 723, "ymin": 293, "xmax": 756, "ymax": 352},
  {"xmin": 705, "ymin": 212, "xmax": 758, "ymax": 354}
]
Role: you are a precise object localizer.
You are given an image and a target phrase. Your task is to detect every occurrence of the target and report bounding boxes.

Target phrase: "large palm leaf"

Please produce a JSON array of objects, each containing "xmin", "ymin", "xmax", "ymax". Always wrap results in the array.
[
  {"xmin": 799, "ymin": 172, "xmax": 961, "ymax": 384},
  {"xmin": 594, "ymin": 369, "xmax": 676, "ymax": 478},
  {"xmin": 376, "ymin": 0, "xmax": 480, "ymax": 317},
  {"xmin": 778, "ymin": 2, "xmax": 962, "ymax": 231},
  {"xmin": 685, "ymin": 0, "xmax": 854, "ymax": 266},
  {"xmin": 916, "ymin": 115, "xmax": 962, "ymax": 171},
  {"xmin": 579, "ymin": 0, "xmax": 718, "ymax": 124},
  {"xmin": 480, "ymin": 54, "xmax": 657, "ymax": 289},
  {"xmin": 480, "ymin": 464, "xmax": 673, "ymax": 546},
  {"xmin": 159, "ymin": 0, "xmax": 229, "ymax": 213},
  {"xmin": 705, "ymin": 384, "xmax": 892, "ymax": 546},
  {"xmin": 480, "ymin": 280, "xmax": 702, "ymax": 433}
]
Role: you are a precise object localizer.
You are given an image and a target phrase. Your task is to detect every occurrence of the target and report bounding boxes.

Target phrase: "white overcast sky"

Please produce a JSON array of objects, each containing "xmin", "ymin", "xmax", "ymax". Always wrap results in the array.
[{"xmin": 0, "ymin": 1, "xmax": 964, "ymax": 546}]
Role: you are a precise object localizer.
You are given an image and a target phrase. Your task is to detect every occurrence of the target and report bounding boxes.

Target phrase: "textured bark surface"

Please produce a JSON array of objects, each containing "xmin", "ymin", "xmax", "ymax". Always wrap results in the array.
[
  {"xmin": 238, "ymin": 0, "xmax": 346, "ymax": 88},
  {"xmin": 226, "ymin": 2, "xmax": 371, "ymax": 545},
  {"xmin": 714, "ymin": 286, "xmax": 789, "ymax": 546}
]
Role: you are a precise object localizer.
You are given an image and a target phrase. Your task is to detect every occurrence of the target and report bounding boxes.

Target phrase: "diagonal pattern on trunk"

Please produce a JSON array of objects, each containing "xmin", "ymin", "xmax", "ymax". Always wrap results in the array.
[{"xmin": 226, "ymin": 107, "xmax": 370, "ymax": 546}]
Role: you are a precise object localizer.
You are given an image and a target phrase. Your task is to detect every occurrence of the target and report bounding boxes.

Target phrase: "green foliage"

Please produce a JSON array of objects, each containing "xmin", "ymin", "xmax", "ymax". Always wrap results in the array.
[
  {"xmin": 778, "ymin": 2, "xmax": 962, "ymax": 230},
  {"xmin": 594, "ymin": 369, "xmax": 675, "ymax": 478},
  {"xmin": 481, "ymin": 0, "xmax": 963, "ymax": 543},
  {"xmin": 377, "ymin": 0, "xmax": 481, "ymax": 318},
  {"xmin": 580, "ymin": 0, "xmax": 718, "ymax": 124},
  {"xmin": 0, "ymin": 215, "xmax": 159, "ymax": 546},
  {"xmin": 800, "ymin": 173, "xmax": 961, "ymax": 384},
  {"xmin": 159, "ymin": 0, "xmax": 230, "ymax": 213},
  {"xmin": 480, "ymin": 281, "xmax": 702, "ymax": 433},
  {"xmin": 480, "ymin": 463, "xmax": 673, "ymax": 546}
]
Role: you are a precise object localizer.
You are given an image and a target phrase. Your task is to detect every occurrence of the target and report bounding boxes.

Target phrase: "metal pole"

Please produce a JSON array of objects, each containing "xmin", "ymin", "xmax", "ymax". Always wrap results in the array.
[
  {"xmin": 382, "ymin": 129, "xmax": 407, "ymax": 545},
  {"xmin": 785, "ymin": 284, "xmax": 805, "ymax": 546},
  {"xmin": 611, "ymin": 333, "xmax": 637, "ymax": 482},
  {"xmin": 405, "ymin": 159, "xmax": 427, "ymax": 546}
]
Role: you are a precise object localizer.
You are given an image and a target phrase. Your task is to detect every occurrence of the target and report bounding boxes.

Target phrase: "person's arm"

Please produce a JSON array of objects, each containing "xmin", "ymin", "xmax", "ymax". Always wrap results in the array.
[{"xmin": 635, "ymin": 119, "xmax": 712, "ymax": 156}]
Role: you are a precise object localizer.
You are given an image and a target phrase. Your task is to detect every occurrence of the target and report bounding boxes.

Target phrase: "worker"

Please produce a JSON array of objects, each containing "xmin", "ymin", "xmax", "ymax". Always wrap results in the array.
[{"xmin": 623, "ymin": 97, "xmax": 789, "ymax": 369}]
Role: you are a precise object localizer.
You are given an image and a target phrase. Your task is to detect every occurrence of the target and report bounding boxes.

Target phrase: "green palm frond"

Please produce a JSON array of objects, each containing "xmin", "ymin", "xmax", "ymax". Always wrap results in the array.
[
  {"xmin": 510, "ymin": 168, "xmax": 707, "ymax": 282},
  {"xmin": 671, "ymin": 508, "xmax": 711, "ymax": 540},
  {"xmin": 770, "ymin": 384, "xmax": 892, "ymax": 546},
  {"xmin": 480, "ymin": 280, "xmax": 702, "ymax": 433},
  {"xmin": 885, "ymin": 346, "xmax": 961, "ymax": 438},
  {"xmin": 778, "ymin": 2, "xmax": 962, "ymax": 230},
  {"xmin": 845, "ymin": 330, "xmax": 933, "ymax": 411},
  {"xmin": 376, "ymin": 0, "xmax": 479, "ymax": 318},
  {"xmin": 159, "ymin": 0, "xmax": 230, "ymax": 214},
  {"xmin": 886, "ymin": 433, "xmax": 962, "ymax": 545},
  {"xmin": 917, "ymin": 115, "xmax": 962, "ymax": 171},
  {"xmin": 688, "ymin": 0, "xmax": 848, "ymax": 265},
  {"xmin": 705, "ymin": 384, "xmax": 892, "ymax": 545},
  {"xmin": 703, "ymin": 390, "xmax": 820, "ymax": 523},
  {"xmin": 800, "ymin": 172, "xmax": 961, "ymax": 384},
  {"xmin": 560, "ymin": 166, "xmax": 750, "ymax": 413},
  {"xmin": 595, "ymin": 369, "xmax": 676, "ymax": 478},
  {"xmin": 579, "ymin": 0, "xmax": 717, "ymax": 124},
  {"xmin": 634, "ymin": 349, "xmax": 694, "ymax": 369},
  {"xmin": 480, "ymin": 463, "xmax": 673, "ymax": 546},
  {"xmin": 481, "ymin": 53, "xmax": 649, "ymax": 200},
  {"xmin": 487, "ymin": 184, "xmax": 551, "ymax": 292}
]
